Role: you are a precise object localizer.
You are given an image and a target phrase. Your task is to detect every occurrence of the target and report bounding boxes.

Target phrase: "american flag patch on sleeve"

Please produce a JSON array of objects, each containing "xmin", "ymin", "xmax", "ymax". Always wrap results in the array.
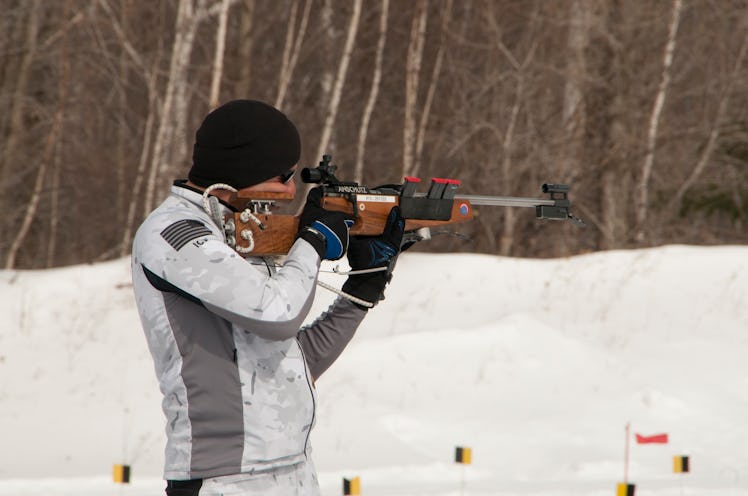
[{"xmin": 161, "ymin": 219, "xmax": 213, "ymax": 250}]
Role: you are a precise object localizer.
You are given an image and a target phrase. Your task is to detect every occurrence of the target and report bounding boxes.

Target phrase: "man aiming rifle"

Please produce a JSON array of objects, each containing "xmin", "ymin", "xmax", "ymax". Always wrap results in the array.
[{"xmin": 131, "ymin": 99, "xmax": 404, "ymax": 496}]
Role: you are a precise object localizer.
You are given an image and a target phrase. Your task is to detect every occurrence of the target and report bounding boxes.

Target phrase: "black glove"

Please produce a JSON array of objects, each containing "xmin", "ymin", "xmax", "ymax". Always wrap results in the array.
[
  {"xmin": 342, "ymin": 206, "xmax": 405, "ymax": 308},
  {"xmin": 297, "ymin": 187, "xmax": 354, "ymax": 260}
]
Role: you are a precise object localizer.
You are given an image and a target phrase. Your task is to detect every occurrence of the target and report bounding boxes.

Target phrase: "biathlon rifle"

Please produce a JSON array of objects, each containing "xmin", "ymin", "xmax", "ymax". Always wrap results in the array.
[{"xmin": 222, "ymin": 154, "xmax": 584, "ymax": 256}]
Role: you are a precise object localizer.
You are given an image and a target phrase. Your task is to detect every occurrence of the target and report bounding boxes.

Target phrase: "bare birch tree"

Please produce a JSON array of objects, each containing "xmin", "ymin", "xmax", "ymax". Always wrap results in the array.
[
  {"xmin": 561, "ymin": 0, "xmax": 588, "ymax": 180},
  {"xmin": 635, "ymin": 0, "xmax": 683, "ymax": 242},
  {"xmin": 412, "ymin": 0, "xmax": 452, "ymax": 179},
  {"xmin": 402, "ymin": 0, "xmax": 428, "ymax": 178},
  {"xmin": 593, "ymin": 1, "xmax": 632, "ymax": 250},
  {"xmin": 313, "ymin": 0, "xmax": 363, "ymax": 163},
  {"xmin": 120, "ymin": 71, "xmax": 159, "ymax": 257},
  {"xmin": 275, "ymin": 0, "xmax": 311, "ymax": 109},
  {"xmin": 354, "ymin": 0, "xmax": 389, "ymax": 183},
  {"xmin": 235, "ymin": 0, "xmax": 255, "ymax": 96},
  {"xmin": 144, "ymin": 0, "xmax": 206, "ymax": 215},
  {"xmin": 209, "ymin": 0, "xmax": 232, "ymax": 108},
  {"xmin": 46, "ymin": 0, "xmax": 73, "ymax": 268}
]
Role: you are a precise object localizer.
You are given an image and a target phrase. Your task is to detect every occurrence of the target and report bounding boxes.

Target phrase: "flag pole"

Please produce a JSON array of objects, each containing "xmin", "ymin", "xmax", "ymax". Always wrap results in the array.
[{"xmin": 624, "ymin": 421, "xmax": 631, "ymax": 483}]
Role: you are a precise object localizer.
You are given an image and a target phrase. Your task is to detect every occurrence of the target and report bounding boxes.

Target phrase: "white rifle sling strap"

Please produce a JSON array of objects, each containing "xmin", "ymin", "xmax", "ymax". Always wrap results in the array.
[{"xmin": 316, "ymin": 266, "xmax": 390, "ymax": 309}]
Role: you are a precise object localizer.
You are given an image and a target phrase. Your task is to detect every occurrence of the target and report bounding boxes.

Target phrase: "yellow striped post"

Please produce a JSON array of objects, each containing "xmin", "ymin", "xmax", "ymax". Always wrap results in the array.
[
  {"xmin": 673, "ymin": 455, "xmax": 690, "ymax": 473},
  {"xmin": 343, "ymin": 476, "xmax": 360, "ymax": 495},
  {"xmin": 455, "ymin": 446, "xmax": 472, "ymax": 464},
  {"xmin": 112, "ymin": 464, "xmax": 131, "ymax": 484},
  {"xmin": 616, "ymin": 482, "xmax": 635, "ymax": 496}
]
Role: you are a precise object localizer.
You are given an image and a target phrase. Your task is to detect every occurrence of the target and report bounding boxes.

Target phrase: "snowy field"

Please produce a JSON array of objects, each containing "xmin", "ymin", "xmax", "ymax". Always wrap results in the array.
[{"xmin": 1, "ymin": 244, "xmax": 746, "ymax": 496}]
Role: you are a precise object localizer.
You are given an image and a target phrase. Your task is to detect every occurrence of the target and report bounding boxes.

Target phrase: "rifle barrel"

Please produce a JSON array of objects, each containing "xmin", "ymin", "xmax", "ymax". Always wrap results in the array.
[{"xmin": 453, "ymin": 194, "xmax": 555, "ymax": 208}]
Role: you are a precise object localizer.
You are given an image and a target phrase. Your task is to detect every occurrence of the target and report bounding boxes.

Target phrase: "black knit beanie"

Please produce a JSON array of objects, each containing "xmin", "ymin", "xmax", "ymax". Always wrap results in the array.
[{"xmin": 189, "ymin": 100, "xmax": 301, "ymax": 189}]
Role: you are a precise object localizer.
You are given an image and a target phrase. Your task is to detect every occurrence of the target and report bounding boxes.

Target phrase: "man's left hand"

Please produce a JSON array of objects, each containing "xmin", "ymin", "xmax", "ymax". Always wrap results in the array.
[{"xmin": 342, "ymin": 206, "xmax": 405, "ymax": 308}]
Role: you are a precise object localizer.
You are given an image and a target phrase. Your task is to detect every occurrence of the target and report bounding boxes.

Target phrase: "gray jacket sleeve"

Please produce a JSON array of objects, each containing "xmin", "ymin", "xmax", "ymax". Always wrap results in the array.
[{"xmin": 297, "ymin": 297, "xmax": 368, "ymax": 379}]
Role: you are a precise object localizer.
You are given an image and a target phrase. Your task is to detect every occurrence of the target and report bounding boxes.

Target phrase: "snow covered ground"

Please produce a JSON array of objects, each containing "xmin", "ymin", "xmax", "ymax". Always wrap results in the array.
[{"xmin": 1, "ymin": 245, "xmax": 746, "ymax": 495}]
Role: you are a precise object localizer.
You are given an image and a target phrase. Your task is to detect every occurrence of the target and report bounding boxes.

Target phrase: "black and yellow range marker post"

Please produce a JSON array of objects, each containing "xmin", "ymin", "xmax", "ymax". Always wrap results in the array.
[
  {"xmin": 455, "ymin": 446, "xmax": 472, "ymax": 495},
  {"xmin": 112, "ymin": 464, "xmax": 131, "ymax": 484},
  {"xmin": 673, "ymin": 455, "xmax": 689, "ymax": 473},
  {"xmin": 673, "ymin": 455, "xmax": 690, "ymax": 495},
  {"xmin": 343, "ymin": 476, "xmax": 360, "ymax": 495},
  {"xmin": 455, "ymin": 446, "xmax": 472, "ymax": 464},
  {"xmin": 616, "ymin": 482, "xmax": 635, "ymax": 496}
]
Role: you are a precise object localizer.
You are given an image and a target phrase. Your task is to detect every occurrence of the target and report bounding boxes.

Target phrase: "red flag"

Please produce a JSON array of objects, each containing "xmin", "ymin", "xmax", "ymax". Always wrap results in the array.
[{"xmin": 635, "ymin": 433, "xmax": 668, "ymax": 444}]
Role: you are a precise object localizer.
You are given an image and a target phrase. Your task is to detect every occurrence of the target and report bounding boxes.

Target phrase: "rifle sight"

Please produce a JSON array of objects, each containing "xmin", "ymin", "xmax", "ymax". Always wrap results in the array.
[
  {"xmin": 542, "ymin": 183, "xmax": 569, "ymax": 194},
  {"xmin": 301, "ymin": 154, "xmax": 340, "ymax": 185}
]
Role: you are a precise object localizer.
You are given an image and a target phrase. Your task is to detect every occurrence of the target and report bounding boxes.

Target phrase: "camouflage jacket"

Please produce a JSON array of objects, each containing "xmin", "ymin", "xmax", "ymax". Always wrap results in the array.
[{"xmin": 131, "ymin": 182, "xmax": 367, "ymax": 480}]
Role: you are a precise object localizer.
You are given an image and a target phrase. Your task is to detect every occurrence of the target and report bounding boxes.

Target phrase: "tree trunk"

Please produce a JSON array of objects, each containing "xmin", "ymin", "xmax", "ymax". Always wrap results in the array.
[
  {"xmin": 402, "ymin": 0, "xmax": 428, "ymax": 178},
  {"xmin": 120, "ymin": 72, "xmax": 158, "ymax": 258},
  {"xmin": 235, "ymin": 0, "xmax": 255, "ymax": 97},
  {"xmin": 498, "ymin": 78, "xmax": 523, "ymax": 257},
  {"xmin": 561, "ymin": 0, "xmax": 588, "ymax": 181},
  {"xmin": 0, "ymin": 0, "xmax": 41, "ymax": 180},
  {"xmin": 144, "ymin": 0, "xmax": 205, "ymax": 215},
  {"xmin": 412, "ymin": 0, "xmax": 452, "ymax": 179},
  {"xmin": 115, "ymin": 0, "xmax": 130, "ymax": 227},
  {"xmin": 46, "ymin": 0, "xmax": 73, "ymax": 267},
  {"xmin": 635, "ymin": 0, "xmax": 682, "ymax": 242},
  {"xmin": 553, "ymin": 0, "xmax": 590, "ymax": 256},
  {"xmin": 0, "ymin": 4, "xmax": 30, "ymax": 147},
  {"xmin": 6, "ymin": 82, "xmax": 67, "ymax": 269},
  {"xmin": 275, "ymin": 0, "xmax": 311, "ymax": 109},
  {"xmin": 209, "ymin": 0, "xmax": 232, "ymax": 108},
  {"xmin": 313, "ymin": 0, "xmax": 363, "ymax": 162},
  {"xmin": 354, "ymin": 0, "xmax": 389, "ymax": 183}
]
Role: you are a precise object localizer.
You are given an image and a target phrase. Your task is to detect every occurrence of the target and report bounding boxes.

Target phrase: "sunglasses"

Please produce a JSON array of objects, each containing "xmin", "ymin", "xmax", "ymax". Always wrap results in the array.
[{"xmin": 279, "ymin": 168, "xmax": 296, "ymax": 184}]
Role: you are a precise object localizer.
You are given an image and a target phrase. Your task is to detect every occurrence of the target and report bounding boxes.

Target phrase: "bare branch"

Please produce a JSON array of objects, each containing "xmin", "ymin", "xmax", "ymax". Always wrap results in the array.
[
  {"xmin": 97, "ymin": 0, "xmax": 150, "ymax": 77},
  {"xmin": 668, "ymin": 32, "xmax": 748, "ymax": 212},
  {"xmin": 0, "ymin": 0, "xmax": 41, "ymax": 180}
]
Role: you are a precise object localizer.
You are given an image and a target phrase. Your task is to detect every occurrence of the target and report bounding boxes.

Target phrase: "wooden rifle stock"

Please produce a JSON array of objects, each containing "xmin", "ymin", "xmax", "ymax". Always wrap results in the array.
[{"xmin": 224, "ymin": 193, "xmax": 475, "ymax": 256}]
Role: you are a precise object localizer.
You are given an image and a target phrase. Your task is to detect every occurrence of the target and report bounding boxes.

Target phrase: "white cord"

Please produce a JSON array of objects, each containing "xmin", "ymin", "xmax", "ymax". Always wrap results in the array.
[
  {"xmin": 235, "ymin": 210, "xmax": 264, "ymax": 254},
  {"xmin": 318, "ymin": 264, "xmax": 391, "ymax": 307},
  {"xmin": 330, "ymin": 265, "xmax": 388, "ymax": 276},
  {"xmin": 201, "ymin": 183, "xmax": 237, "ymax": 213},
  {"xmin": 316, "ymin": 279, "xmax": 375, "ymax": 308}
]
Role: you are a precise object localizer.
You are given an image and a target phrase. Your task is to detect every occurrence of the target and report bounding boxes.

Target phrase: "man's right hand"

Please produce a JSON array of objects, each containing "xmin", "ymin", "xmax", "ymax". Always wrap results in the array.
[{"xmin": 297, "ymin": 187, "xmax": 354, "ymax": 260}]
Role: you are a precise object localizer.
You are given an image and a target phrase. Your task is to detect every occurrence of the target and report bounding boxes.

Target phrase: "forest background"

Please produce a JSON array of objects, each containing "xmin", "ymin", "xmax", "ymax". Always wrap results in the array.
[{"xmin": 0, "ymin": 0, "xmax": 746, "ymax": 270}]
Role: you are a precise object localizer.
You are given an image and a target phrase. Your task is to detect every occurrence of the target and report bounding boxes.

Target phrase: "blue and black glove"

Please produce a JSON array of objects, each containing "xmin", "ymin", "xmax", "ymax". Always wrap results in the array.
[
  {"xmin": 297, "ymin": 187, "xmax": 354, "ymax": 260},
  {"xmin": 342, "ymin": 206, "xmax": 405, "ymax": 308}
]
